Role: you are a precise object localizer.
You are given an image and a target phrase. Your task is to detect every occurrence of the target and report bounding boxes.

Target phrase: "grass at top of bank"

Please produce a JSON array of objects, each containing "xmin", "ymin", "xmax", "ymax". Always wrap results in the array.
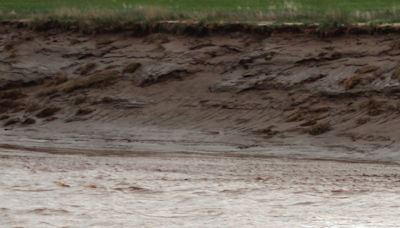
[{"xmin": 1, "ymin": 0, "xmax": 400, "ymax": 25}]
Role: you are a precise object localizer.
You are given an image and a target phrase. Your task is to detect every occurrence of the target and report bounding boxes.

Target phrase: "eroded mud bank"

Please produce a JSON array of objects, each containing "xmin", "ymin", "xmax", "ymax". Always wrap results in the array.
[{"xmin": 1, "ymin": 25, "xmax": 400, "ymax": 161}]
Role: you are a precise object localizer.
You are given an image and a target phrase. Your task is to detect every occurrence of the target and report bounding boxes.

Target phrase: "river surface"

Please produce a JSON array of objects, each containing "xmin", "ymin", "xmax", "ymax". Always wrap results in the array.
[{"xmin": 1, "ymin": 148, "xmax": 400, "ymax": 227}]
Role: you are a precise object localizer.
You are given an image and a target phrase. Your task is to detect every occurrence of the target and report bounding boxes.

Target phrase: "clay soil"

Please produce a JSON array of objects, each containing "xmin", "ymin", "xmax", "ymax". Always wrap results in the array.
[{"xmin": 1, "ymin": 25, "xmax": 400, "ymax": 158}]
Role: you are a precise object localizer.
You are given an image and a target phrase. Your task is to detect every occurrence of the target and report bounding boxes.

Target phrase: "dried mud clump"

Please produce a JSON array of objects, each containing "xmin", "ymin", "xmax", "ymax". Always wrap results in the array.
[
  {"xmin": 0, "ymin": 90, "xmax": 26, "ymax": 100},
  {"xmin": 253, "ymin": 126, "xmax": 279, "ymax": 138},
  {"xmin": 307, "ymin": 122, "xmax": 332, "ymax": 135},
  {"xmin": 355, "ymin": 66, "xmax": 379, "ymax": 74},
  {"xmin": 75, "ymin": 107, "xmax": 95, "ymax": 116},
  {"xmin": 21, "ymin": 118, "xmax": 36, "ymax": 125},
  {"xmin": 341, "ymin": 66, "xmax": 378, "ymax": 90},
  {"xmin": 101, "ymin": 97, "xmax": 116, "ymax": 103},
  {"xmin": 298, "ymin": 74, "xmax": 327, "ymax": 84},
  {"xmin": 123, "ymin": 62, "xmax": 142, "ymax": 74},
  {"xmin": 4, "ymin": 42, "xmax": 14, "ymax": 51},
  {"xmin": 390, "ymin": 40, "xmax": 400, "ymax": 50},
  {"xmin": 143, "ymin": 34, "xmax": 170, "ymax": 44},
  {"xmin": 25, "ymin": 102, "xmax": 41, "ymax": 113},
  {"xmin": 342, "ymin": 74, "xmax": 371, "ymax": 90},
  {"xmin": 300, "ymin": 119, "xmax": 317, "ymax": 127},
  {"xmin": 297, "ymin": 51, "xmax": 342, "ymax": 64},
  {"xmin": 0, "ymin": 100, "xmax": 23, "ymax": 114},
  {"xmin": 0, "ymin": 115, "xmax": 10, "ymax": 121},
  {"xmin": 60, "ymin": 72, "xmax": 120, "ymax": 93},
  {"xmin": 309, "ymin": 106, "xmax": 331, "ymax": 114},
  {"xmin": 36, "ymin": 107, "xmax": 61, "ymax": 118},
  {"xmin": 37, "ymin": 87, "xmax": 59, "ymax": 97},
  {"xmin": 356, "ymin": 117, "xmax": 370, "ymax": 126},
  {"xmin": 38, "ymin": 72, "xmax": 120, "ymax": 97},
  {"xmin": 286, "ymin": 106, "xmax": 328, "ymax": 123},
  {"xmin": 391, "ymin": 66, "xmax": 400, "ymax": 81},
  {"xmin": 96, "ymin": 39, "xmax": 114, "ymax": 47},
  {"xmin": 135, "ymin": 68, "xmax": 192, "ymax": 87},
  {"xmin": 76, "ymin": 63, "xmax": 97, "ymax": 76},
  {"xmin": 69, "ymin": 38, "xmax": 81, "ymax": 45},
  {"xmin": 361, "ymin": 99, "xmax": 385, "ymax": 116},
  {"xmin": 97, "ymin": 96, "xmax": 127, "ymax": 105},
  {"xmin": 49, "ymin": 73, "xmax": 68, "ymax": 86},
  {"xmin": 4, "ymin": 118, "xmax": 21, "ymax": 127},
  {"xmin": 286, "ymin": 109, "xmax": 307, "ymax": 122},
  {"xmin": 54, "ymin": 181, "xmax": 70, "ymax": 188},
  {"xmin": 74, "ymin": 96, "xmax": 87, "ymax": 105}
]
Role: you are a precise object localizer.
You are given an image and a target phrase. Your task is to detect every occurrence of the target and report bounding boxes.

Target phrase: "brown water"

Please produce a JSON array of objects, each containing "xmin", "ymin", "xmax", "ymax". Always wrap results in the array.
[{"xmin": 1, "ymin": 148, "xmax": 400, "ymax": 227}]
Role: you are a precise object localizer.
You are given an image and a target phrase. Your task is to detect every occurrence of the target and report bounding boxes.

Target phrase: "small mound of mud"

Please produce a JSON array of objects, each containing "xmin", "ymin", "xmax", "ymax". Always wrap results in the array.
[
  {"xmin": 75, "ymin": 108, "xmax": 95, "ymax": 116},
  {"xmin": 76, "ymin": 63, "xmax": 97, "ymax": 76},
  {"xmin": 361, "ymin": 99, "xmax": 386, "ymax": 116},
  {"xmin": 341, "ymin": 66, "xmax": 379, "ymax": 90},
  {"xmin": 253, "ymin": 126, "xmax": 279, "ymax": 138},
  {"xmin": 21, "ymin": 118, "xmax": 36, "ymax": 126},
  {"xmin": 0, "ymin": 90, "xmax": 26, "ymax": 100},
  {"xmin": 0, "ymin": 115, "xmax": 10, "ymax": 121},
  {"xmin": 307, "ymin": 122, "xmax": 332, "ymax": 136},
  {"xmin": 0, "ymin": 100, "xmax": 23, "ymax": 114},
  {"xmin": 133, "ymin": 65, "xmax": 194, "ymax": 87},
  {"xmin": 3, "ymin": 118, "xmax": 20, "ymax": 127},
  {"xmin": 38, "ymin": 71, "xmax": 120, "ymax": 97},
  {"xmin": 36, "ymin": 107, "xmax": 61, "ymax": 118},
  {"xmin": 123, "ymin": 62, "xmax": 142, "ymax": 74},
  {"xmin": 60, "ymin": 72, "xmax": 120, "ymax": 92}
]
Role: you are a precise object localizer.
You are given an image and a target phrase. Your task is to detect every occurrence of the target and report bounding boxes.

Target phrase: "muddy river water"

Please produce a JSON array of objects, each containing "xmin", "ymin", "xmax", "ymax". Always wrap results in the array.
[{"xmin": 1, "ymin": 147, "xmax": 400, "ymax": 227}]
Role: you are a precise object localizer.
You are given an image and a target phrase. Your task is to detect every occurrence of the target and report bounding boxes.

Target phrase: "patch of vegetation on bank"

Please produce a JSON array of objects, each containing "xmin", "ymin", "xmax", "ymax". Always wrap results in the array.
[{"xmin": 1, "ymin": 0, "xmax": 400, "ymax": 27}]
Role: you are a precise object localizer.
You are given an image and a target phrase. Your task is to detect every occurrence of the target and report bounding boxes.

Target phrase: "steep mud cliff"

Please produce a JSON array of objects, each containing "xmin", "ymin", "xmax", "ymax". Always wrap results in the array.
[{"xmin": 1, "ymin": 25, "xmax": 400, "ymax": 161}]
